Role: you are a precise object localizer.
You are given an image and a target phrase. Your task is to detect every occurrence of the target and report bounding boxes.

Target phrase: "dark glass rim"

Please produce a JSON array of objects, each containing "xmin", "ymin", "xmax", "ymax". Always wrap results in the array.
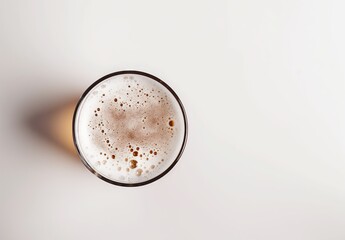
[{"xmin": 72, "ymin": 70, "xmax": 188, "ymax": 187}]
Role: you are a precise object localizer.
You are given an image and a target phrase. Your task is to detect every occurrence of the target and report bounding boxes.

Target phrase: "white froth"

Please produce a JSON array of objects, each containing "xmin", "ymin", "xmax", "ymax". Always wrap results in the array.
[{"xmin": 74, "ymin": 73, "xmax": 186, "ymax": 184}]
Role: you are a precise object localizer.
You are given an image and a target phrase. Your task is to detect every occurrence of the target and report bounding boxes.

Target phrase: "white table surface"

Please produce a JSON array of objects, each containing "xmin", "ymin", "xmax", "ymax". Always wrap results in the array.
[{"xmin": 1, "ymin": 0, "xmax": 345, "ymax": 239}]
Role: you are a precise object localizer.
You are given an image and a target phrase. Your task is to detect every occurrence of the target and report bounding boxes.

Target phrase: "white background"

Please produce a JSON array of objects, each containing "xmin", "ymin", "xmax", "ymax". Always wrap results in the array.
[{"xmin": 1, "ymin": 0, "xmax": 345, "ymax": 239}]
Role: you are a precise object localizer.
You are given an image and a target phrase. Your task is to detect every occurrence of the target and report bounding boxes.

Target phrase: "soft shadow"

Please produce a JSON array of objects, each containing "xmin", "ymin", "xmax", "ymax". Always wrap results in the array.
[{"xmin": 25, "ymin": 97, "xmax": 79, "ymax": 158}]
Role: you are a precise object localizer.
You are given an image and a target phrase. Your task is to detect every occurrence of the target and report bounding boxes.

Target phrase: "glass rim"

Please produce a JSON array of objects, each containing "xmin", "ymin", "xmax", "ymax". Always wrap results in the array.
[{"xmin": 72, "ymin": 70, "xmax": 188, "ymax": 187}]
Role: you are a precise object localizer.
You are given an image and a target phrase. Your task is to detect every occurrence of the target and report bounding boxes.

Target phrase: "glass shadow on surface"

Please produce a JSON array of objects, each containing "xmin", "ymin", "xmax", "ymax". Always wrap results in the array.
[{"xmin": 26, "ymin": 97, "xmax": 79, "ymax": 158}]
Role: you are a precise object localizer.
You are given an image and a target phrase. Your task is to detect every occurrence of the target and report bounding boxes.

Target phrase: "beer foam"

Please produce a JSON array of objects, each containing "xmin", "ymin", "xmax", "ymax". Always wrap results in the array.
[{"xmin": 74, "ymin": 73, "xmax": 186, "ymax": 185}]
